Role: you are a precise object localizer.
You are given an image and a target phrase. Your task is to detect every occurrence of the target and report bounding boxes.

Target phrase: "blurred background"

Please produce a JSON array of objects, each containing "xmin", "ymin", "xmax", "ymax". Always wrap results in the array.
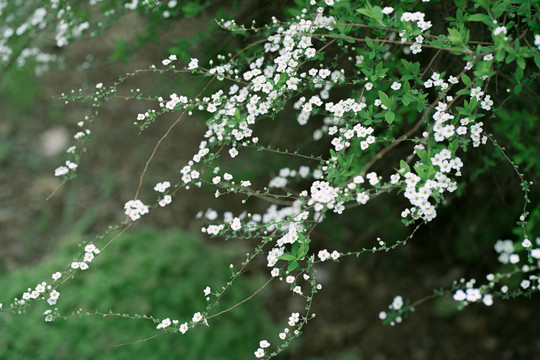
[{"xmin": 0, "ymin": 1, "xmax": 539, "ymax": 359}]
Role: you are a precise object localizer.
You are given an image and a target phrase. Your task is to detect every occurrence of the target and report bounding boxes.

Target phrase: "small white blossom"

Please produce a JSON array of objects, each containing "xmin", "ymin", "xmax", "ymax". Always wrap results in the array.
[
  {"xmin": 156, "ymin": 318, "xmax": 171, "ymax": 329},
  {"xmin": 154, "ymin": 181, "xmax": 171, "ymax": 192},
  {"xmin": 52, "ymin": 272, "xmax": 62, "ymax": 281},
  {"xmin": 192, "ymin": 312, "xmax": 203, "ymax": 322},
  {"xmin": 188, "ymin": 58, "xmax": 199, "ymax": 70}
]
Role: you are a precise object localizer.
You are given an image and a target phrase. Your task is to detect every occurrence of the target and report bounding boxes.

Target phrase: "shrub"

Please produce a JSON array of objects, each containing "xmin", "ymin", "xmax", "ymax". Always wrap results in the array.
[{"xmin": 1, "ymin": 0, "xmax": 539, "ymax": 358}]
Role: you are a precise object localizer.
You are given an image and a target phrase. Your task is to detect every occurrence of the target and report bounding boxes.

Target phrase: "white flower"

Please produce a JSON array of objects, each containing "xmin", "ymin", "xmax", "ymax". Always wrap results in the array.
[
  {"xmin": 156, "ymin": 318, "xmax": 171, "ymax": 329},
  {"xmin": 84, "ymin": 252, "xmax": 94, "ymax": 263},
  {"xmin": 453, "ymin": 289, "xmax": 466, "ymax": 301},
  {"xmin": 509, "ymin": 254, "xmax": 520, "ymax": 264},
  {"xmin": 192, "ymin": 312, "xmax": 203, "ymax": 322},
  {"xmin": 188, "ymin": 58, "xmax": 199, "ymax": 70},
  {"xmin": 230, "ymin": 217, "xmax": 241, "ymax": 231},
  {"xmin": 54, "ymin": 166, "xmax": 69, "ymax": 177},
  {"xmin": 465, "ymin": 288, "xmax": 481, "ymax": 302},
  {"xmin": 382, "ymin": 7, "xmax": 394, "ymax": 15},
  {"xmin": 391, "ymin": 81, "xmax": 401, "ymax": 90},
  {"xmin": 179, "ymin": 322, "xmax": 189, "ymax": 334},
  {"xmin": 84, "ymin": 244, "xmax": 96, "ymax": 253},
  {"xmin": 229, "ymin": 147, "xmax": 239, "ymax": 158},
  {"xmin": 44, "ymin": 310, "xmax": 53, "ymax": 322},
  {"xmin": 159, "ymin": 195, "xmax": 172, "ymax": 207},
  {"xmin": 410, "ymin": 43, "xmax": 422, "ymax": 54},
  {"xmin": 254, "ymin": 348, "xmax": 265, "ymax": 358},
  {"xmin": 482, "ymin": 294, "xmax": 493, "ymax": 306},
  {"xmin": 286, "ymin": 276, "xmax": 295, "ymax": 284},
  {"xmin": 318, "ymin": 249, "xmax": 330, "ymax": 261},
  {"xmin": 49, "ymin": 290, "xmax": 60, "ymax": 300},
  {"xmin": 260, "ymin": 340, "xmax": 270, "ymax": 348},
  {"xmin": 124, "ymin": 199, "xmax": 149, "ymax": 221},
  {"xmin": 392, "ymin": 295, "xmax": 403, "ymax": 310},
  {"xmin": 203, "ymin": 286, "xmax": 211, "ymax": 296},
  {"xmin": 493, "ymin": 26, "xmax": 507, "ymax": 36},
  {"xmin": 52, "ymin": 272, "xmax": 62, "ymax": 281},
  {"xmin": 154, "ymin": 181, "xmax": 171, "ymax": 192},
  {"xmin": 356, "ymin": 192, "xmax": 369, "ymax": 204},
  {"xmin": 288, "ymin": 312, "xmax": 300, "ymax": 326}
]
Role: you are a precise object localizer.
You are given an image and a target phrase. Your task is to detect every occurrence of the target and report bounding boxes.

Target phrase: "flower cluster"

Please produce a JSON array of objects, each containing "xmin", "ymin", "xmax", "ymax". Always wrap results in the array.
[
  {"xmin": 124, "ymin": 200, "xmax": 149, "ymax": 221},
  {"xmin": 2, "ymin": 0, "xmax": 538, "ymax": 357},
  {"xmin": 452, "ymin": 278, "xmax": 493, "ymax": 306}
]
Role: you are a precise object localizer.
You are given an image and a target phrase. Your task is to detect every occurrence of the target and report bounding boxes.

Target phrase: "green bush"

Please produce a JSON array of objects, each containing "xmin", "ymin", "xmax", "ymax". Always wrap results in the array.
[{"xmin": 0, "ymin": 228, "xmax": 276, "ymax": 359}]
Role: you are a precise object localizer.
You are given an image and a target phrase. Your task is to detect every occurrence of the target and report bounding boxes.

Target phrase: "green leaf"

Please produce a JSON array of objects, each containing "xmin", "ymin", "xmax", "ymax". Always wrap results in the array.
[
  {"xmin": 287, "ymin": 261, "xmax": 299, "ymax": 272},
  {"xmin": 399, "ymin": 159, "xmax": 410, "ymax": 173},
  {"xmin": 277, "ymin": 254, "xmax": 296, "ymax": 261},
  {"xmin": 416, "ymin": 149, "xmax": 429, "ymax": 163},
  {"xmin": 426, "ymin": 166, "xmax": 437, "ymax": 180},
  {"xmin": 461, "ymin": 73, "xmax": 471, "ymax": 86},
  {"xmin": 277, "ymin": 73, "xmax": 287, "ymax": 87},
  {"xmin": 516, "ymin": 56, "xmax": 526, "ymax": 70},
  {"xmin": 357, "ymin": 4, "xmax": 384, "ymax": 25},
  {"xmin": 467, "ymin": 13, "xmax": 492, "ymax": 25},
  {"xmin": 297, "ymin": 244, "xmax": 309, "ymax": 259},
  {"xmin": 402, "ymin": 93, "xmax": 414, "ymax": 107},
  {"xmin": 414, "ymin": 164, "xmax": 429, "ymax": 181},
  {"xmin": 401, "ymin": 59, "xmax": 414, "ymax": 74},
  {"xmin": 534, "ymin": 54, "xmax": 540, "ymax": 70},
  {"xmin": 448, "ymin": 139, "xmax": 459, "ymax": 152},
  {"xmin": 384, "ymin": 111, "xmax": 395, "ymax": 124},
  {"xmin": 515, "ymin": 66, "xmax": 524, "ymax": 82},
  {"xmin": 403, "ymin": 80, "xmax": 411, "ymax": 94},
  {"xmin": 492, "ymin": 3, "xmax": 507, "ymax": 19},
  {"xmin": 378, "ymin": 91, "xmax": 391, "ymax": 108},
  {"xmin": 448, "ymin": 27, "xmax": 464, "ymax": 47}
]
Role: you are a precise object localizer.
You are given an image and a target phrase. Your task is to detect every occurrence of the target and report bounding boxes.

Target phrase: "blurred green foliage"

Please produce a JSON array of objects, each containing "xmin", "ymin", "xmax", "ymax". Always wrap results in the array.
[{"xmin": 0, "ymin": 228, "xmax": 276, "ymax": 359}]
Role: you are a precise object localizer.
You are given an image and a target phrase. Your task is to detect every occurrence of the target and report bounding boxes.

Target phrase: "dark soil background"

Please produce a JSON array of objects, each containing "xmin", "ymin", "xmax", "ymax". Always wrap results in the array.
[{"xmin": 1, "ymin": 2, "xmax": 539, "ymax": 359}]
